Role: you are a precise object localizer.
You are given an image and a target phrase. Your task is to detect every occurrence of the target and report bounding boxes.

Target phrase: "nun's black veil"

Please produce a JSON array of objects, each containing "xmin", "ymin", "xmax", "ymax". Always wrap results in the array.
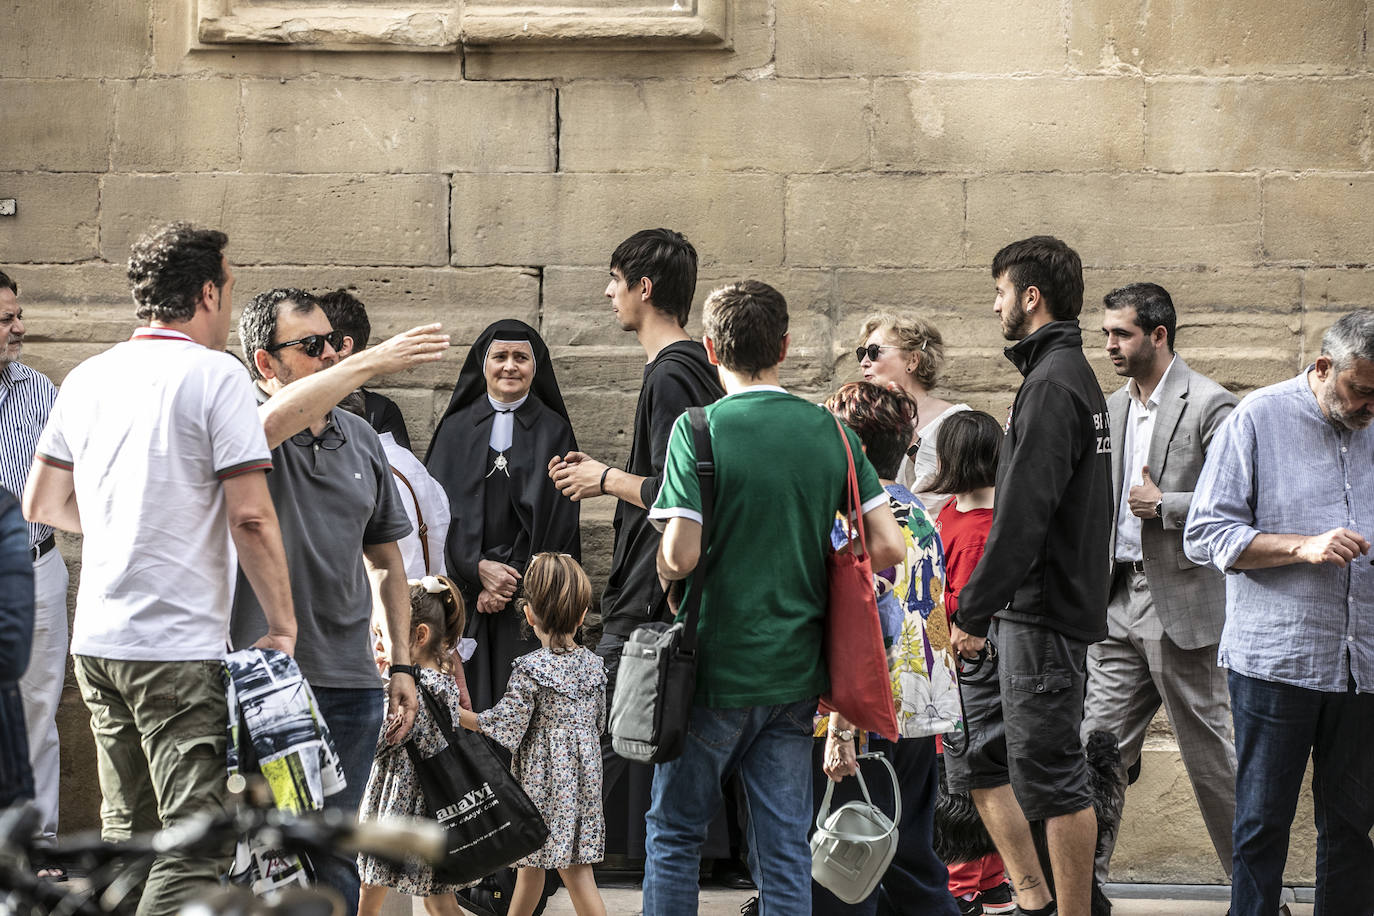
[{"xmin": 433, "ymin": 318, "xmax": 571, "ymax": 432}]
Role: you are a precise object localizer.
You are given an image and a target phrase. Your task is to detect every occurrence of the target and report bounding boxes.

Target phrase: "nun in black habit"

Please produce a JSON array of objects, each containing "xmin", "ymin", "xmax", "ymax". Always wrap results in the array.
[{"xmin": 425, "ymin": 319, "xmax": 581, "ymax": 711}]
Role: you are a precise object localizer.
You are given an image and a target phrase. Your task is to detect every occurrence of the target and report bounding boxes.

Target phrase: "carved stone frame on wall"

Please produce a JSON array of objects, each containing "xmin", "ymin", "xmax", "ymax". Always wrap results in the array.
[{"xmin": 196, "ymin": 0, "xmax": 730, "ymax": 50}]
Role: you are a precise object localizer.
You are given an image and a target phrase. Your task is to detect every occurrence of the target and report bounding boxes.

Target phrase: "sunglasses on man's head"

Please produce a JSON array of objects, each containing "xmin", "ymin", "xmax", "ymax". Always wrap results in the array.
[
  {"xmin": 266, "ymin": 330, "xmax": 345, "ymax": 358},
  {"xmin": 855, "ymin": 344, "xmax": 903, "ymax": 363}
]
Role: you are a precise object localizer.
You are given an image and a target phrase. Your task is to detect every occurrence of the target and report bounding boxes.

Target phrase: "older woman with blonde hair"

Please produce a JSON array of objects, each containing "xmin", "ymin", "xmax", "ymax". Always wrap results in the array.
[{"xmin": 856, "ymin": 314, "xmax": 970, "ymax": 512}]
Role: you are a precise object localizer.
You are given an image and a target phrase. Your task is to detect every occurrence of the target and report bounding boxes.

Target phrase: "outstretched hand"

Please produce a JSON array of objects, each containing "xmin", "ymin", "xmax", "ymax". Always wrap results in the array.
[
  {"xmin": 358, "ymin": 324, "xmax": 451, "ymax": 377},
  {"xmin": 549, "ymin": 451, "xmax": 610, "ymax": 502}
]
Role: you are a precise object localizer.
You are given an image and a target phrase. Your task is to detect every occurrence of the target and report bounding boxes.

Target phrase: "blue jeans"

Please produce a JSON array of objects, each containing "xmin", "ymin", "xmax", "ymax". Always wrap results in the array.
[
  {"xmin": 643, "ymin": 698, "xmax": 816, "ymax": 916},
  {"xmin": 1229, "ymin": 671, "xmax": 1374, "ymax": 916},
  {"xmin": 312, "ymin": 686, "xmax": 385, "ymax": 916}
]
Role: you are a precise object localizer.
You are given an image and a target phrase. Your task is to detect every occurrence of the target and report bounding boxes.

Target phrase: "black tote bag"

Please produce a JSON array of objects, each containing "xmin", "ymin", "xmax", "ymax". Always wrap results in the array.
[{"xmin": 405, "ymin": 679, "xmax": 549, "ymax": 885}]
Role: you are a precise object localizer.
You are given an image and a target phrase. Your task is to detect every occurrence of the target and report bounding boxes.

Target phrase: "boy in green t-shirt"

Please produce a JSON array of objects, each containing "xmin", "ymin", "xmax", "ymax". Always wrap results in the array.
[{"xmin": 644, "ymin": 279, "xmax": 904, "ymax": 915}]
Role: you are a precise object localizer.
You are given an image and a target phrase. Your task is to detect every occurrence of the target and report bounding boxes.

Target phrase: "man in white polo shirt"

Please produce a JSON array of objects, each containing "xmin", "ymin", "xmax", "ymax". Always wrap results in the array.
[{"xmin": 24, "ymin": 222, "xmax": 296, "ymax": 916}]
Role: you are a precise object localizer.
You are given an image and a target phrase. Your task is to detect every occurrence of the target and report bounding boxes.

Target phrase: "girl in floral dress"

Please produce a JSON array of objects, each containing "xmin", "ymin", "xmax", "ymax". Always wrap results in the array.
[
  {"xmin": 357, "ymin": 576, "xmax": 471, "ymax": 916},
  {"xmin": 458, "ymin": 552, "xmax": 608, "ymax": 916}
]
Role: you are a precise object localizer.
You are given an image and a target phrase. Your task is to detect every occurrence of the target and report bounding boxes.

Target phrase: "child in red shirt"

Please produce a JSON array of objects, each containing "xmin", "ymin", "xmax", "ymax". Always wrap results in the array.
[{"xmin": 931, "ymin": 411, "xmax": 1011, "ymax": 916}]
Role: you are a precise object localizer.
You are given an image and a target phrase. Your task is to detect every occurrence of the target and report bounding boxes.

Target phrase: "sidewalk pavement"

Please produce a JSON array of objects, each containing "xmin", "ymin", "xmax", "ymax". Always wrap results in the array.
[{"xmin": 473, "ymin": 884, "xmax": 1316, "ymax": 915}]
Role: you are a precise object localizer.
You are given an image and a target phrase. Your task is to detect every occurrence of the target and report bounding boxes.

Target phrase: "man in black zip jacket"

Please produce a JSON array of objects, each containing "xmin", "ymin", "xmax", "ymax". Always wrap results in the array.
[{"xmin": 948, "ymin": 236, "xmax": 1112, "ymax": 916}]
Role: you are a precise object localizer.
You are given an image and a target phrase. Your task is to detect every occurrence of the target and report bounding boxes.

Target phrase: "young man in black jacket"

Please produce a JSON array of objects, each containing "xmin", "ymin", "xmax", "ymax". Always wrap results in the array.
[
  {"xmin": 948, "ymin": 236, "xmax": 1112, "ymax": 916},
  {"xmin": 548, "ymin": 228, "xmax": 724, "ymax": 791}
]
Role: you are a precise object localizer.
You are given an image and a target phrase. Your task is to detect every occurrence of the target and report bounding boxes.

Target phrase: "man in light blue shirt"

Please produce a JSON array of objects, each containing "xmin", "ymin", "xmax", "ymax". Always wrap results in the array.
[{"xmin": 1185, "ymin": 308, "xmax": 1374, "ymax": 916}]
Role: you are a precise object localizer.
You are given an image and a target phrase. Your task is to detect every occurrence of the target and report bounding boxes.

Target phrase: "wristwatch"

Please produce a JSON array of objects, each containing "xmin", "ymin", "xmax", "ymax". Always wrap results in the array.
[
  {"xmin": 830, "ymin": 726, "xmax": 856, "ymax": 742},
  {"xmin": 1154, "ymin": 500, "xmax": 1164, "ymax": 519}
]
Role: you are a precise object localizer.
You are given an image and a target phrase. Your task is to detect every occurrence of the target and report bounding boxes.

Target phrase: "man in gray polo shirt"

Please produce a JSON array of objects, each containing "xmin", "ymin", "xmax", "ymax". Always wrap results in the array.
[{"xmin": 230, "ymin": 287, "xmax": 448, "ymax": 915}]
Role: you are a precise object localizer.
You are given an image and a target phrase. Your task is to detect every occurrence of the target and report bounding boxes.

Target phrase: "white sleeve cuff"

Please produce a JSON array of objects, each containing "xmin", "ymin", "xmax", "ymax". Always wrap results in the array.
[{"xmin": 647, "ymin": 506, "xmax": 703, "ymax": 532}]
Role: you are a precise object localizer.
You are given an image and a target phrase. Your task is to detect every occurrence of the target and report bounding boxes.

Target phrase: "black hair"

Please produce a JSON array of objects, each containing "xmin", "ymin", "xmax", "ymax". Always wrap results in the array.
[
  {"xmin": 925, "ymin": 410, "xmax": 1003, "ymax": 497},
  {"xmin": 127, "ymin": 222, "xmax": 229, "ymax": 323},
  {"xmin": 610, "ymin": 229, "xmax": 699, "ymax": 328},
  {"xmin": 317, "ymin": 288, "xmax": 370, "ymax": 353},
  {"xmin": 702, "ymin": 280, "xmax": 788, "ymax": 376},
  {"xmin": 1104, "ymin": 282, "xmax": 1177, "ymax": 352},
  {"xmin": 991, "ymin": 236, "xmax": 1084, "ymax": 321},
  {"xmin": 0, "ymin": 270, "xmax": 17, "ymax": 296}
]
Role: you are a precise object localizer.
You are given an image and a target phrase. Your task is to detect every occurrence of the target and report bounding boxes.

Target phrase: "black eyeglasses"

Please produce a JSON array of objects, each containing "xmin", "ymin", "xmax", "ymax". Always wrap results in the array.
[
  {"xmin": 855, "ymin": 344, "xmax": 902, "ymax": 363},
  {"xmin": 290, "ymin": 427, "xmax": 347, "ymax": 450},
  {"xmin": 267, "ymin": 330, "xmax": 345, "ymax": 359}
]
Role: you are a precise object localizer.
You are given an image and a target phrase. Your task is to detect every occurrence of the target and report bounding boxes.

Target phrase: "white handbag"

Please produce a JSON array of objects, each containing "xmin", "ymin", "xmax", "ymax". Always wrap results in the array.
[{"xmin": 809, "ymin": 751, "xmax": 902, "ymax": 904}]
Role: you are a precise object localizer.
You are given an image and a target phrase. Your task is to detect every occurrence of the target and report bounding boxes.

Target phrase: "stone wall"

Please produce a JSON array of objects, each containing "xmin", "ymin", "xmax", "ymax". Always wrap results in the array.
[{"xmin": 3, "ymin": 0, "xmax": 1367, "ymax": 884}]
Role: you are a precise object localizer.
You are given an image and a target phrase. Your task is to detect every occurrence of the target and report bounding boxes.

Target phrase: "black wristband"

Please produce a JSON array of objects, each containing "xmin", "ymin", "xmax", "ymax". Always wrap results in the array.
[
  {"xmin": 389, "ymin": 664, "xmax": 419, "ymax": 680},
  {"xmin": 599, "ymin": 466, "xmax": 612, "ymax": 495}
]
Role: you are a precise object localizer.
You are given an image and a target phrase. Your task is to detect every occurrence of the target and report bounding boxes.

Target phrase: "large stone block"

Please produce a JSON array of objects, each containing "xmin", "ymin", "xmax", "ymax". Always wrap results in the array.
[
  {"xmin": 1297, "ymin": 271, "xmax": 1374, "ymax": 360},
  {"xmin": 401, "ymin": 388, "xmax": 463, "ymax": 457},
  {"xmin": 835, "ymin": 268, "xmax": 988, "ymax": 323},
  {"xmin": 1, "ymin": 0, "xmax": 149, "ymax": 78},
  {"xmin": 450, "ymin": 173, "xmax": 785, "ymax": 267},
  {"xmin": 965, "ymin": 174, "xmax": 1262, "ymax": 267},
  {"xmin": 1, "ymin": 81, "xmax": 114, "ymax": 171},
  {"xmin": 776, "ymin": 0, "xmax": 1065, "ymax": 77},
  {"xmin": 786, "ymin": 175, "xmax": 964, "ymax": 268},
  {"xmin": 562, "ymin": 387, "xmax": 640, "ymax": 468},
  {"xmin": 2, "ymin": 264, "xmax": 134, "ymax": 310},
  {"xmin": 0, "ymin": 174, "xmax": 101, "ymax": 263},
  {"xmin": 1263, "ymin": 174, "xmax": 1374, "ymax": 265},
  {"xmin": 113, "ymin": 79, "xmax": 243, "ymax": 171},
  {"xmin": 1147, "ymin": 78, "xmax": 1368, "ymax": 172},
  {"xmin": 875, "ymin": 77, "xmax": 1144, "ymax": 173},
  {"xmin": 1081, "ymin": 268, "xmax": 1302, "ymax": 318},
  {"xmin": 241, "ymin": 80, "xmax": 554, "ymax": 174},
  {"xmin": 101, "ymin": 174, "xmax": 451, "ymax": 266},
  {"xmin": 232, "ymin": 266, "xmax": 540, "ymax": 345},
  {"xmin": 1302, "ymin": 267, "xmax": 1374, "ymax": 312},
  {"xmin": 1069, "ymin": 0, "xmax": 1364, "ymax": 74},
  {"xmin": 560, "ymin": 79, "xmax": 869, "ymax": 174},
  {"xmin": 150, "ymin": 0, "xmax": 463, "ymax": 81},
  {"xmin": 1112, "ymin": 745, "xmax": 1315, "ymax": 884},
  {"xmin": 1179, "ymin": 345, "xmax": 1301, "ymax": 392},
  {"xmin": 21, "ymin": 306, "xmax": 143, "ymax": 355},
  {"xmin": 541, "ymin": 265, "xmax": 835, "ymax": 348},
  {"xmin": 463, "ymin": 0, "xmax": 771, "ymax": 80}
]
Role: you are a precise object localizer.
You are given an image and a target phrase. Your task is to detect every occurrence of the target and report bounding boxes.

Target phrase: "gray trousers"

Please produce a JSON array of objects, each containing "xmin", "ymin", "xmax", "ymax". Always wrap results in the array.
[{"xmin": 1081, "ymin": 568, "xmax": 1237, "ymax": 883}]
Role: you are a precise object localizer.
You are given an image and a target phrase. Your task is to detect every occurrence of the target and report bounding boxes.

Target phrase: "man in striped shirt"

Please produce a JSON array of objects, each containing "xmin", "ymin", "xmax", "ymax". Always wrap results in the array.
[{"xmin": 0, "ymin": 269, "xmax": 66, "ymax": 865}]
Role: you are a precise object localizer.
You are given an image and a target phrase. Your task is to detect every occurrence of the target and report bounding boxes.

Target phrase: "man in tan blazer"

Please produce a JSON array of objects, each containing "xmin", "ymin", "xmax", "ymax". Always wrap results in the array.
[{"xmin": 1083, "ymin": 282, "xmax": 1240, "ymax": 884}]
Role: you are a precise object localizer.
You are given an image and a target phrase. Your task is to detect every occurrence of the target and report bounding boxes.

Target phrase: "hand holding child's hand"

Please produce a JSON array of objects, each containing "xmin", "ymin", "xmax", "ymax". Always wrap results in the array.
[{"xmin": 384, "ymin": 675, "xmax": 418, "ymax": 744}]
